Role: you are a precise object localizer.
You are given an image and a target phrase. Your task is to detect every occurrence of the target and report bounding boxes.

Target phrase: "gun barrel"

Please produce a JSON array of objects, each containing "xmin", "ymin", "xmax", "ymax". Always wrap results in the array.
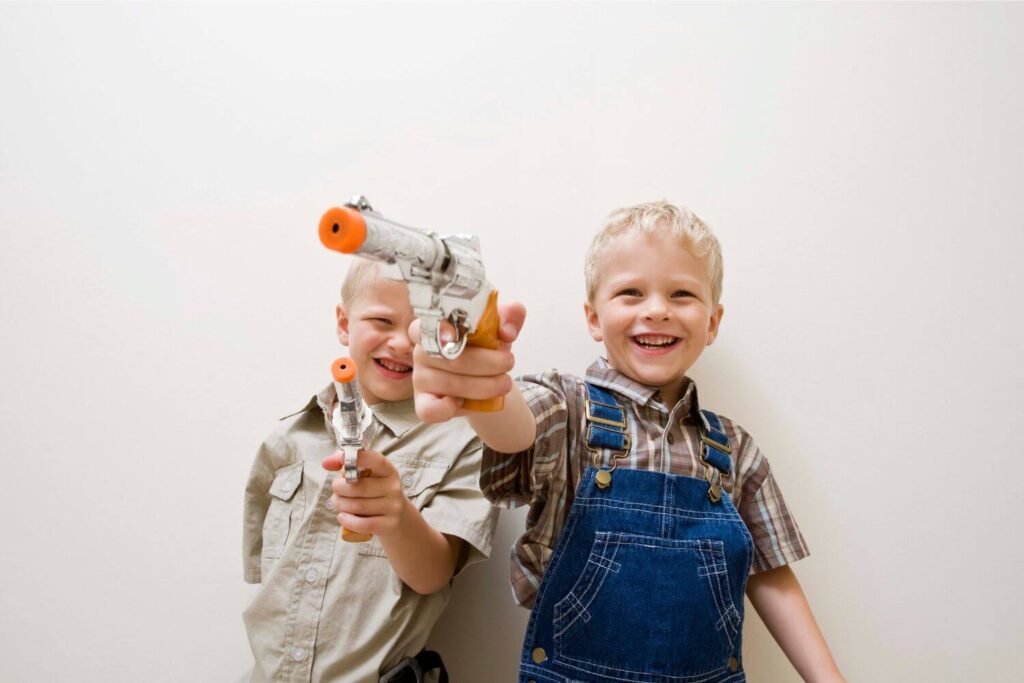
[
  {"xmin": 320, "ymin": 206, "xmax": 444, "ymax": 271},
  {"xmin": 331, "ymin": 357, "xmax": 364, "ymax": 446}
]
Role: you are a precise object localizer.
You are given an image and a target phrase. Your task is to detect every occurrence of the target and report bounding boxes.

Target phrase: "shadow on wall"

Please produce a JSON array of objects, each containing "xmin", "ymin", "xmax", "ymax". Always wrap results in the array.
[{"xmin": 427, "ymin": 507, "xmax": 530, "ymax": 680}]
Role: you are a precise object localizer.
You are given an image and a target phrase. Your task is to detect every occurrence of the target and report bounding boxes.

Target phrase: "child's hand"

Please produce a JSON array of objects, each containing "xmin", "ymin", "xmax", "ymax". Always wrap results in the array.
[
  {"xmin": 321, "ymin": 450, "xmax": 408, "ymax": 538},
  {"xmin": 409, "ymin": 301, "xmax": 526, "ymax": 423}
]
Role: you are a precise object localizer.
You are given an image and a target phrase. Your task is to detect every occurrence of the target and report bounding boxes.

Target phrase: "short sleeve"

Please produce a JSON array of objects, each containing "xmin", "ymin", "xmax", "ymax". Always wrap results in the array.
[
  {"xmin": 734, "ymin": 434, "xmax": 811, "ymax": 574},
  {"xmin": 420, "ymin": 440, "xmax": 499, "ymax": 575},
  {"xmin": 242, "ymin": 430, "xmax": 293, "ymax": 584},
  {"xmin": 479, "ymin": 369, "xmax": 572, "ymax": 508}
]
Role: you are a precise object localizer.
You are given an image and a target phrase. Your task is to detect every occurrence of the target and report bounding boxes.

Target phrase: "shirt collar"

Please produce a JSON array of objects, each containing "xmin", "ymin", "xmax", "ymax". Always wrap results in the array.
[
  {"xmin": 584, "ymin": 357, "xmax": 699, "ymax": 416},
  {"xmin": 313, "ymin": 383, "xmax": 419, "ymax": 438}
]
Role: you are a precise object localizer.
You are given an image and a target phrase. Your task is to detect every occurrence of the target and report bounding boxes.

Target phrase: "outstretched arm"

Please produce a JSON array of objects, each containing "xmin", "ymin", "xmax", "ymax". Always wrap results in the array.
[
  {"xmin": 411, "ymin": 302, "xmax": 537, "ymax": 453},
  {"xmin": 746, "ymin": 565, "xmax": 845, "ymax": 683}
]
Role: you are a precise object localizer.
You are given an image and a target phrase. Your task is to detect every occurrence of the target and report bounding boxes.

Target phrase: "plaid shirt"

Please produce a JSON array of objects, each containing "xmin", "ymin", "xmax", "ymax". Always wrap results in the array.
[{"xmin": 480, "ymin": 358, "xmax": 810, "ymax": 608}]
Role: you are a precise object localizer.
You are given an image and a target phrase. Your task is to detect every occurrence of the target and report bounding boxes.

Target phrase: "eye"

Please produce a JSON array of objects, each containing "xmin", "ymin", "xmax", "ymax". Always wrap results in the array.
[
  {"xmin": 671, "ymin": 290, "xmax": 696, "ymax": 299},
  {"xmin": 369, "ymin": 317, "xmax": 393, "ymax": 326},
  {"xmin": 616, "ymin": 288, "xmax": 642, "ymax": 297}
]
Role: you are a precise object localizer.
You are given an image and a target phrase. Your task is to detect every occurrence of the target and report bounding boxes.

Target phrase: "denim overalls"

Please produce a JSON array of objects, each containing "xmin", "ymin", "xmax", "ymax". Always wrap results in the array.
[{"xmin": 518, "ymin": 384, "xmax": 754, "ymax": 683}]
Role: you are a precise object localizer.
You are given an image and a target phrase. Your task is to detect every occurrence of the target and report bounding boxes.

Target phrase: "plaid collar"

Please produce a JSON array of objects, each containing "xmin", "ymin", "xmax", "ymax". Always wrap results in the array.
[{"xmin": 584, "ymin": 357, "xmax": 699, "ymax": 416}]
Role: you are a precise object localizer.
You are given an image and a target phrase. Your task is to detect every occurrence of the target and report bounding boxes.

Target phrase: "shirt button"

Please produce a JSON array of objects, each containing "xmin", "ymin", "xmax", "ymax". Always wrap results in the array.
[
  {"xmin": 291, "ymin": 647, "xmax": 307, "ymax": 662},
  {"xmin": 667, "ymin": 434, "xmax": 675, "ymax": 445},
  {"xmin": 325, "ymin": 498, "xmax": 335, "ymax": 511},
  {"xmin": 401, "ymin": 473, "xmax": 414, "ymax": 488},
  {"xmin": 532, "ymin": 647, "xmax": 547, "ymax": 664},
  {"xmin": 305, "ymin": 569, "xmax": 319, "ymax": 583}
]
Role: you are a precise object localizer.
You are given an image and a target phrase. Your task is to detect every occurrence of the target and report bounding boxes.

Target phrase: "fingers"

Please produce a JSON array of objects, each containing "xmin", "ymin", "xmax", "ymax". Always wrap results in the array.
[
  {"xmin": 413, "ymin": 362, "xmax": 512, "ymax": 400},
  {"xmin": 323, "ymin": 449, "xmax": 394, "ymax": 478},
  {"xmin": 413, "ymin": 341, "xmax": 515, "ymax": 376},
  {"xmin": 414, "ymin": 391, "xmax": 464, "ymax": 423}
]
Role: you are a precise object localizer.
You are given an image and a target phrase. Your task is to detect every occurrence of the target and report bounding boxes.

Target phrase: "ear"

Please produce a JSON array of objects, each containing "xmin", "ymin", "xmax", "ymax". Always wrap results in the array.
[
  {"xmin": 336, "ymin": 304, "xmax": 351, "ymax": 347},
  {"xmin": 705, "ymin": 304, "xmax": 724, "ymax": 346},
  {"xmin": 584, "ymin": 301, "xmax": 604, "ymax": 342}
]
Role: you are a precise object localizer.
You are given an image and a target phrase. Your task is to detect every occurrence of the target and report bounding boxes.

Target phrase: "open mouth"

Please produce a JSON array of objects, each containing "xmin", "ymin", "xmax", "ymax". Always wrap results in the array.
[
  {"xmin": 374, "ymin": 357, "xmax": 412, "ymax": 379},
  {"xmin": 631, "ymin": 334, "xmax": 680, "ymax": 352}
]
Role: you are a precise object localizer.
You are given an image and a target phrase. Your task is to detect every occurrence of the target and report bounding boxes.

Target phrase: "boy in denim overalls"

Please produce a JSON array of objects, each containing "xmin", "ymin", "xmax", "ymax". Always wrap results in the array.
[{"xmin": 411, "ymin": 201, "xmax": 845, "ymax": 682}]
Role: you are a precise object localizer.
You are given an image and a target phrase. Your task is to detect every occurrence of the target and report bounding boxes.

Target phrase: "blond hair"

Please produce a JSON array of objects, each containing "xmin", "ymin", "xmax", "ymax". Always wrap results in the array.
[
  {"xmin": 584, "ymin": 200, "xmax": 723, "ymax": 305},
  {"xmin": 339, "ymin": 259, "xmax": 381, "ymax": 307}
]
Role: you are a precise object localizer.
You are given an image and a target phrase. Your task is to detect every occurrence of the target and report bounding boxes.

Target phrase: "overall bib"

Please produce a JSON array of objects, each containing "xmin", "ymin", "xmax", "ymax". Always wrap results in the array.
[{"xmin": 519, "ymin": 384, "xmax": 754, "ymax": 683}]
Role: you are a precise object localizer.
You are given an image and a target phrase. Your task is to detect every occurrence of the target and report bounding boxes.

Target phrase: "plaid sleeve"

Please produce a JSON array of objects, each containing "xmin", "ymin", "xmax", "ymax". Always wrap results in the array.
[
  {"xmin": 479, "ymin": 369, "xmax": 572, "ymax": 508},
  {"xmin": 731, "ymin": 426, "xmax": 811, "ymax": 573}
]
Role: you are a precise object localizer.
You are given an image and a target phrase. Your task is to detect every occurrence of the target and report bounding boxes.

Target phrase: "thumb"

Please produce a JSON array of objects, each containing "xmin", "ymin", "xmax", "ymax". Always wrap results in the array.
[
  {"xmin": 498, "ymin": 301, "xmax": 527, "ymax": 344},
  {"xmin": 321, "ymin": 453, "xmax": 343, "ymax": 471}
]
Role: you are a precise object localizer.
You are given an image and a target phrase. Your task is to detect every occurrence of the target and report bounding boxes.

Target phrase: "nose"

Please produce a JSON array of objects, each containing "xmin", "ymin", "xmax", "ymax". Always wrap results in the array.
[
  {"xmin": 643, "ymin": 294, "xmax": 670, "ymax": 321},
  {"xmin": 389, "ymin": 328, "xmax": 413, "ymax": 356}
]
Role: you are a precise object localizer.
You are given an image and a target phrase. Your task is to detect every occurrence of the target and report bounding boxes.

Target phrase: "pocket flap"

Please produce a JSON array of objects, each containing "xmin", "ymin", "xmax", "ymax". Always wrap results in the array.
[
  {"xmin": 392, "ymin": 458, "xmax": 449, "ymax": 497},
  {"xmin": 269, "ymin": 461, "xmax": 303, "ymax": 501}
]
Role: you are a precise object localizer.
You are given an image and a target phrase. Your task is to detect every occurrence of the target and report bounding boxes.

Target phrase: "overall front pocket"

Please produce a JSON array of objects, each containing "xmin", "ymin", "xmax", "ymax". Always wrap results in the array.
[{"xmin": 552, "ymin": 532, "xmax": 741, "ymax": 682}]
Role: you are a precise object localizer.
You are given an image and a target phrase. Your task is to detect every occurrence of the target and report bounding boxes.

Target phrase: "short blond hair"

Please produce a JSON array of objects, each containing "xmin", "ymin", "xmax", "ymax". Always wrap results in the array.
[
  {"xmin": 340, "ymin": 259, "xmax": 381, "ymax": 307},
  {"xmin": 584, "ymin": 200, "xmax": 723, "ymax": 305}
]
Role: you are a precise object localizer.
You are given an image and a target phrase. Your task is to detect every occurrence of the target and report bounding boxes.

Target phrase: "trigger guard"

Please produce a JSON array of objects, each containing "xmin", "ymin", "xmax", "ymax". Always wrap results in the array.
[{"xmin": 438, "ymin": 310, "xmax": 470, "ymax": 359}]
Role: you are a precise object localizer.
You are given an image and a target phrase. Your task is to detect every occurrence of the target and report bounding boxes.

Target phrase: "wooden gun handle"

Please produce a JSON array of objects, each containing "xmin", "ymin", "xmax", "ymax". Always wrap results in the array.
[{"xmin": 462, "ymin": 290, "xmax": 505, "ymax": 413}]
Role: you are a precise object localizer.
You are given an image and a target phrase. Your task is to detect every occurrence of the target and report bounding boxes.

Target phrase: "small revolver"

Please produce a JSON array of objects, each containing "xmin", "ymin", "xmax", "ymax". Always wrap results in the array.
[
  {"xmin": 319, "ymin": 196, "xmax": 502, "ymax": 411},
  {"xmin": 330, "ymin": 357, "xmax": 373, "ymax": 543}
]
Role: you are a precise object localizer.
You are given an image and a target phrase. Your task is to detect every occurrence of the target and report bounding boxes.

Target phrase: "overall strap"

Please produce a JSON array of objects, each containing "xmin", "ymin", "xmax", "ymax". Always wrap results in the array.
[
  {"xmin": 584, "ymin": 383, "xmax": 631, "ymax": 489},
  {"xmin": 698, "ymin": 409, "xmax": 733, "ymax": 503},
  {"xmin": 584, "ymin": 383, "xmax": 631, "ymax": 452},
  {"xmin": 698, "ymin": 409, "xmax": 733, "ymax": 474}
]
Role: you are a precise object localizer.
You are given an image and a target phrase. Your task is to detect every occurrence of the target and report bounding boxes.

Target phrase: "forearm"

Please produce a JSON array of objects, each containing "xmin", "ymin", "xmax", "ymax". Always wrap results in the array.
[
  {"xmin": 378, "ymin": 499, "xmax": 460, "ymax": 595},
  {"xmin": 467, "ymin": 383, "xmax": 536, "ymax": 453},
  {"xmin": 746, "ymin": 566, "xmax": 845, "ymax": 683}
]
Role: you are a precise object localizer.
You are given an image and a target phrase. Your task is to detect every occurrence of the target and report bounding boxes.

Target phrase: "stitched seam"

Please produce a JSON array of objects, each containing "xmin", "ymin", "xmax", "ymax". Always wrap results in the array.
[
  {"xmin": 558, "ymin": 653, "xmax": 733, "ymax": 683},
  {"xmin": 572, "ymin": 498, "xmax": 740, "ymax": 521}
]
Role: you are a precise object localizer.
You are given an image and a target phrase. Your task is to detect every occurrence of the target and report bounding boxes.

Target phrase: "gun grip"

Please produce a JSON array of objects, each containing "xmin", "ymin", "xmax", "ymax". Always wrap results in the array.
[
  {"xmin": 342, "ymin": 528, "xmax": 373, "ymax": 543},
  {"xmin": 463, "ymin": 290, "xmax": 505, "ymax": 413}
]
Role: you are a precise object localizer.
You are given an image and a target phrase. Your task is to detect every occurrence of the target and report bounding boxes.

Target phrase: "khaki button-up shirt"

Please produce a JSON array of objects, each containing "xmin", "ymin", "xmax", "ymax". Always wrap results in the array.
[{"xmin": 242, "ymin": 385, "xmax": 497, "ymax": 682}]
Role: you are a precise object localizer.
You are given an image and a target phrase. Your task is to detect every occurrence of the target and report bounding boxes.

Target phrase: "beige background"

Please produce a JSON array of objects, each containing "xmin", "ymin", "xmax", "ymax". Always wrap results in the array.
[{"xmin": 2, "ymin": 3, "xmax": 1022, "ymax": 681}]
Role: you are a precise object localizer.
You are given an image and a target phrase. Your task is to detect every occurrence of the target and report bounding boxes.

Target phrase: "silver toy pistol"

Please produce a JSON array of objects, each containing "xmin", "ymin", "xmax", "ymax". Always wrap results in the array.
[
  {"xmin": 330, "ymin": 357, "xmax": 372, "ymax": 543},
  {"xmin": 319, "ymin": 195, "xmax": 502, "ymax": 412}
]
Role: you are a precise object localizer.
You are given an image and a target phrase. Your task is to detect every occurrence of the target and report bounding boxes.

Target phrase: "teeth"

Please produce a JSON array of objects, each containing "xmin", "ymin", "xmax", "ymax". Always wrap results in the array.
[
  {"xmin": 378, "ymin": 359, "xmax": 411, "ymax": 372},
  {"xmin": 635, "ymin": 335, "xmax": 676, "ymax": 347}
]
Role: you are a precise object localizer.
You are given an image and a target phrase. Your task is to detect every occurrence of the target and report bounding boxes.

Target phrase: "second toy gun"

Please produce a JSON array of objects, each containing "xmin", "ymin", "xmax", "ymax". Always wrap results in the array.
[
  {"xmin": 319, "ymin": 195, "xmax": 502, "ymax": 411},
  {"xmin": 330, "ymin": 357, "xmax": 374, "ymax": 543}
]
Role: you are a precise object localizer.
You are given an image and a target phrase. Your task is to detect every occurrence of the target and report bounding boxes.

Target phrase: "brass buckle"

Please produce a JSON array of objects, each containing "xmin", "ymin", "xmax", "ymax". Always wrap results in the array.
[
  {"xmin": 591, "ymin": 446, "xmax": 630, "ymax": 490},
  {"xmin": 585, "ymin": 424, "xmax": 631, "ymax": 453},
  {"xmin": 700, "ymin": 432, "xmax": 732, "ymax": 455},
  {"xmin": 585, "ymin": 398, "xmax": 626, "ymax": 429},
  {"xmin": 705, "ymin": 467, "xmax": 723, "ymax": 503}
]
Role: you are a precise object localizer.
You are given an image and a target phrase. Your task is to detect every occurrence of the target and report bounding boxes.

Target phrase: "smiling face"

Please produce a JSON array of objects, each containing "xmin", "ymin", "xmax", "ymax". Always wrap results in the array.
[
  {"xmin": 336, "ymin": 276, "xmax": 415, "ymax": 405},
  {"xmin": 584, "ymin": 232, "xmax": 724, "ymax": 407}
]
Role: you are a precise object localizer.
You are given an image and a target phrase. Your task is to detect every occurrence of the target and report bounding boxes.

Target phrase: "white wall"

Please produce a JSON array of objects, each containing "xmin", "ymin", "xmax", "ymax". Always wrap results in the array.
[{"xmin": 2, "ymin": 3, "xmax": 1022, "ymax": 681}]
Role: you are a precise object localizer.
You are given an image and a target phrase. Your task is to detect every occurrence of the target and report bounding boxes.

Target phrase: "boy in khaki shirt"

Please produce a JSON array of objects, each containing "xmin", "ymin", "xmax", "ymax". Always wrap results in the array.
[{"xmin": 242, "ymin": 261, "xmax": 497, "ymax": 682}]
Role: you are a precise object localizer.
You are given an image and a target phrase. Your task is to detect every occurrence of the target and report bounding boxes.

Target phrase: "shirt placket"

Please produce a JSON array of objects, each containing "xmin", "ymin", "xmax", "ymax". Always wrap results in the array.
[{"xmin": 279, "ymin": 475, "xmax": 341, "ymax": 682}]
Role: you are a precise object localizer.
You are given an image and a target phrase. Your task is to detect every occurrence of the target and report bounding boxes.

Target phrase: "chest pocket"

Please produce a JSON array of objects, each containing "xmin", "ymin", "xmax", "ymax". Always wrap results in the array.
[
  {"xmin": 357, "ymin": 458, "xmax": 449, "ymax": 559},
  {"xmin": 261, "ymin": 461, "xmax": 304, "ymax": 574}
]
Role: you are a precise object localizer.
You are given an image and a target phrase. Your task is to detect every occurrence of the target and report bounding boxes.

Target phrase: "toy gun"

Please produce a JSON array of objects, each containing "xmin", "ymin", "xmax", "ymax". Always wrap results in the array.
[
  {"xmin": 319, "ymin": 195, "xmax": 502, "ymax": 412},
  {"xmin": 330, "ymin": 357, "xmax": 373, "ymax": 543}
]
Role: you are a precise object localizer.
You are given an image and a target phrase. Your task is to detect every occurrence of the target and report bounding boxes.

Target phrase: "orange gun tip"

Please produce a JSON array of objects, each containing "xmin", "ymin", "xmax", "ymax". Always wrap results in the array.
[
  {"xmin": 331, "ymin": 357, "xmax": 357, "ymax": 383},
  {"xmin": 319, "ymin": 206, "xmax": 367, "ymax": 254}
]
